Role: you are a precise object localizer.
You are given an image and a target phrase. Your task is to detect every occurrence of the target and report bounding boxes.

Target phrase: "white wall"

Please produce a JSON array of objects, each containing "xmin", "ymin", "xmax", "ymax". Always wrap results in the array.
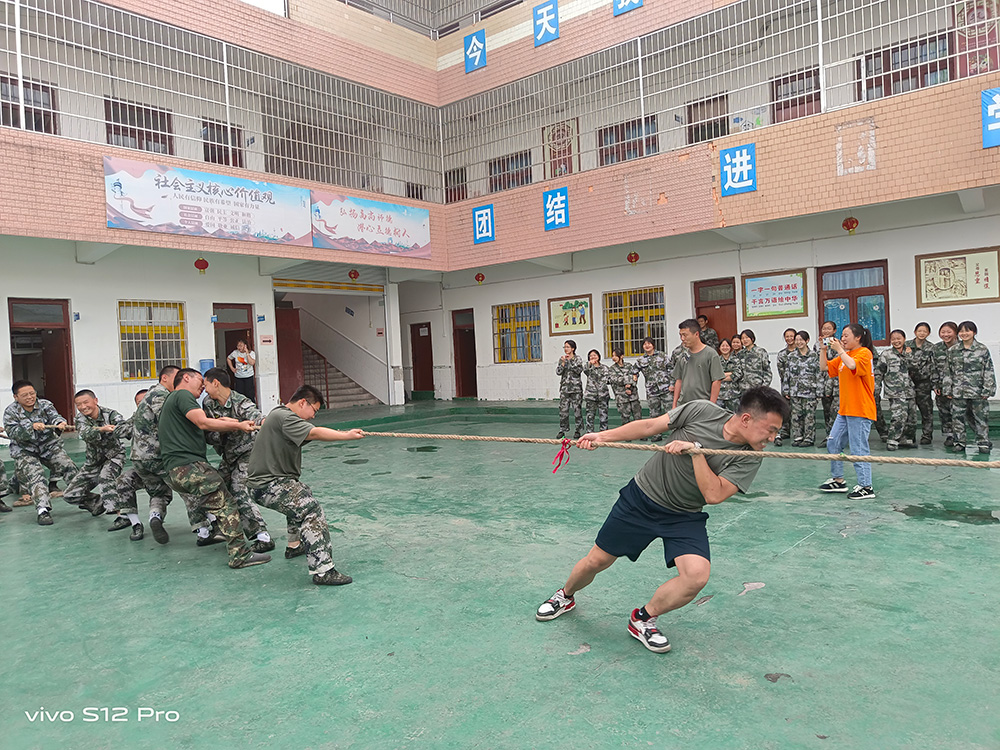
[
  {"xmin": 398, "ymin": 213, "xmax": 1000, "ymax": 401},
  {"xmin": 0, "ymin": 238, "xmax": 279, "ymax": 417}
]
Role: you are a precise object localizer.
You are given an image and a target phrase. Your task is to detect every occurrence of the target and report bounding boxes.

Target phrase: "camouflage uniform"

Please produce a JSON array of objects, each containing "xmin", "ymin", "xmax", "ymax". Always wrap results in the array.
[
  {"xmin": 636, "ymin": 348, "xmax": 674, "ymax": 440},
  {"xmin": 607, "ymin": 361, "xmax": 641, "ymax": 424},
  {"xmin": 556, "ymin": 354, "xmax": 584, "ymax": 437},
  {"xmin": 64, "ymin": 406, "xmax": 128, "ymax": 511},
  {"xmin": 816, "ymin": 343, "xmax": 840, "ymax": 434},
  {"xmin": 740, "ymin": 345, "xmax": 772, "ymax": 390},
  {"xmin": 776, "ymin": 346, "xmax": 796, "ymax": 439},
  {"xmin": 931, "ymin": 340, "xmax": 958, "ymax": 443},
  {"xmin": 905, "ymin": 338, "xmax": 936, "ymax": 442},
  {"xmin": 167, "ymin": 462, "xmax": 255, "ymax": 566},
  {"xmin": 700, "ymin": 327, "xmax": 719, "ymax": 350},
  {"xmin": 249, "ymin": 479, "xmax": 336, "ymax": 576},
  {"xmin": 583, "ymin": 362, "xmax": 610, "ymax": 433},
  {"xmin": 874, "ymin": 347, "xmax": 917, "ymax": 448},
  {"xmin": 200, "ymin": 390, "xmax": 270, "ymax": 538},
  {"xmin": 787, "ymin": 349, "xmax": 822, "ymax": 445},
  {"xmin": 717, "ymin": 353, "xmax": 744, "ymax": 412},
  {"xmin": 2, "ymin": 398, "xmax": 78, "ymax": 512},
  {"xmin": 944, "ymin": 340, "xmax": 996, "ymax": 450}
]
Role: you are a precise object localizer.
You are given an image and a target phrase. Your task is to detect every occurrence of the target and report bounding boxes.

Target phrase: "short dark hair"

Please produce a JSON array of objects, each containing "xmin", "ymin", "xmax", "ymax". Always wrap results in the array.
[
  {"xmin": 889, "ymin": 329, "xmax": 907, "ymax": 340},
  {"xmin": 203, "ymin": 368, "xmax": 231, "ymax": 388},
  {"xmin": 290, "ymin": 384, "xmax": 325, "ymax": 409},
  {"xmin": 74, "ymin": 389, "xmax": 97, "ymax": 400},
  {"xmin": 172, "ymin": 367, "xmax": 202, "ymax": 388},
  {"xmin": 740, "ymin": 329, "xmax": 757, "ymax": 343},
  {"xmin": 958, "ymin": 320, "xmax": 978, "ymax": 335},
  {"xmin": 737, "ymin": 386, "xmax": 791, "ymax": 423},
  {"xmin": 795, "ymin": 330, "xmax": 810, "ymax": 342},
  {"xmin": 696, "ymin": 314, "xmax": 708, "ymax": 323},
  {"xmin": 611, "ymin": 347, "xmax": 624, "ymax": 359},
  {"xmin": 134, "ymin": 388, "xmax": 149, "ymax": 400},
  {"xmin": 679, "ymin": 318, "xmax": 701, "ymax": 336},
  {"xmin": 12, "ymin": 379, "xmax": 34, "ymax": 396},
  {"xmin": 564, "ymin": 339, "xmax": 577, "ymax": 352},
  {"xmin": 642, "ymin": 336, "xmax": 656, "ymax": 348},
  {"xmin": 587, "ymin": 349, "xmax": 601, "ymax": 361},
  {"xmin": 939, "ymin": 321, "xmax": 959, "ymax": 335},
  {"xmin": 914, "ymin": 321, "xmax": 931, "ymax": 333},
  {"xmin": 158, "ymin": 365, "xmax": 180, "ymax": 381}
]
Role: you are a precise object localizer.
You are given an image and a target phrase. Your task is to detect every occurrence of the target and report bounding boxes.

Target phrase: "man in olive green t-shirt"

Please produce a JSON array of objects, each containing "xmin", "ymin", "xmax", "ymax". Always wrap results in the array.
[
  {"xmin": 673, "ymin": 318, "xmax": 724, "ymax": 408},
  {"xmin": 535, "ymin": 387, "xmax": 788, "ymax": 655},
  {"xmin": 158, "ymin": 368, "xmax": 270, "ymax": 569},
  {"xmin": 247, "ymin": 384, "xmax": 363, "ymax": 586}
]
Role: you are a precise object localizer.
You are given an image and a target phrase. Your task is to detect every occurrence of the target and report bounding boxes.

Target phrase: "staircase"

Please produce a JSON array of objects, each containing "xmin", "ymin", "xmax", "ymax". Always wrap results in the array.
[{"xmin": 301, "ymin": 343, "xmax": 382, "ymax": 409}]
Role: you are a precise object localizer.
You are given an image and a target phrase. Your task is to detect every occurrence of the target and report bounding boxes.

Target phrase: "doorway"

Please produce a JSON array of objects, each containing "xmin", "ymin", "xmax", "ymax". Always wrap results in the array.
[
  {"xmin": 213, "ymin": 303, "xmax": 255, "ymax": 399},
  {"xmin": 693, "ymin": 278, "xmax": 737, "ymax": 345},
  {"xmin": 409, "ymin": 322, "xmax": 434, "ymax": 400},
  {"xmin": 8, "ymin": 298, "xmax": 74, "ymax": 422},
  {"xmin": 452, "ymin": 309, "xmax": 478, "ymax": 399}
]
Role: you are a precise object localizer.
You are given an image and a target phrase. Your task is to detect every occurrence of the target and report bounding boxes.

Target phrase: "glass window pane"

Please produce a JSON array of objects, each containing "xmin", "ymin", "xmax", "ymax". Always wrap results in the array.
[
  {"xmin": 857, "ymin": 295, "xmax": 887, "ymax": 342},
  {"xmin": 698, "ymin": 283, "xmax": 735, "ymax": 303},
  {"xmin": 822, "ymin": 266, "xmax": 884, "ymax": 291},
  {"xmin": 214, "ymin": 307, "xmax": 249, "ymax": 324},
  {"xmin": 823, "ymin": 298, "xmax": 851, "ymax": 335},
  {"xmin": 11, "ymin": 302, "xmax": 65, "ymax": 324}
]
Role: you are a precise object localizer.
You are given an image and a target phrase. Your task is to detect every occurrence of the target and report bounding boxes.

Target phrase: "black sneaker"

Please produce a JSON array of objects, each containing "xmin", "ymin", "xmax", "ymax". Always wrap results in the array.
[
  {"xmin": 820, "ymin": 437, "xmax": 829, "ymax": 447},
  {"xmin": 535, "ymin": 588, "xmax": 576, "ymax": 621},
  {"xmin": 312, "ymin": 569, "xmax": 353, "ymax": 585},
  {"xmin": 130, "ymin": 523, "xmax": 144, "ymax": 541},
  {"xmin": 979, "ymin": 444, "xmax": 993, "ymax": 455},
  {"xmin": 774, "ymin": 436, "xmax": 782, "ymax": 447},
  {"xmin": 108, "ymin": 516, "xmax": 131, "ymax": 531},
  {"xmin": 847, "ymin": 485, "xmax": 876, "ymax": 500},
  {"xmin": 628, "ymin": 609, "xmax": 671, "ymax": 653},
  {"xmin": 555, "ymin": 432, "xmax": 566, "ymax": 439},
  {"xmin": 196, "ymin": 533, "xmax": 226, "ymax": 547},
  {"xmin": 886, "ymin": 441, "xmax": 898, "ymax": 451},
  {"xmin": 0, "ymin": 500, "xmax": 11, "ymax": 513},
  {"xmin": 650, "ymin": 436, "xmax": 662, "ymax": 443},
  {"xmin": 229, "ymin": 551, "xmax": 272, "ymax": 569},
  {"xmin": 285, "ymin": 544, "xmax": 308, "ymax": 559},
  {"xmin": 37, "ymin": 511, "xmax": 53, "ymax": 526},
  {"xmin": 920, "ymin": 435, "xmax": 933, "ymax": 445},
  {"xmin": 944, "ymin": 436, "xmax": 955, "ymax": 447},
  {"xmin": 953, "ymin": 443, "xmax": 966, "ymax": 453},
  {"xmin": 89, "ymin": 500, "xmax": 107, "ymax": 517},
  {"xmin": 252, "ymin": 539, "xmax": 276, "ymax": 553},
  {"xmin": 819, "ymin": 478, "xmax": 848, "ymax": 493},
  {"xmin": 149, "ymin": 516, "xmax": 169, "ymax": 544}
]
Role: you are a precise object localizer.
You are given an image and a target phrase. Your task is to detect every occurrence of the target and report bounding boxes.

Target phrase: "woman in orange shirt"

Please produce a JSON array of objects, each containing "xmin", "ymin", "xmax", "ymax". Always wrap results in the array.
[{"xmin": 817, "ymin": 323, "xmax": 877, "ymax": 499}]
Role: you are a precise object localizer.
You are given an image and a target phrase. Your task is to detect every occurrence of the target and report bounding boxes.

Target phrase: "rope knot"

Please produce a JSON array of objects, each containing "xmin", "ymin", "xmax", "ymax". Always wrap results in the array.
[{"xmin": 551, "ymin": 438, "xmax": 572, "ymax": 473}]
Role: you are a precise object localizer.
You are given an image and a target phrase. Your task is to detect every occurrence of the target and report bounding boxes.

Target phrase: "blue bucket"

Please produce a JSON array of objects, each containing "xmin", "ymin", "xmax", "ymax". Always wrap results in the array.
[{"xmin": 198, "ymin": 358, "xmax": 215, "ymax": 374}]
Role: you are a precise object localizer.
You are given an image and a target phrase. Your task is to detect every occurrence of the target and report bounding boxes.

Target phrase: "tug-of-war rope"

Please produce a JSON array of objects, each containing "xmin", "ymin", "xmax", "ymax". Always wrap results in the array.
[{"xmin": 359, "ymin": 431, "xmax": 1000, "ymax": 472}]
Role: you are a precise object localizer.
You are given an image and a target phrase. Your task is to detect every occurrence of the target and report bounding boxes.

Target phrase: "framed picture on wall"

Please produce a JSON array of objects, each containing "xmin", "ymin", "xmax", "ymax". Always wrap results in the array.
[
  {"xmin": 542, "ymin": 119, "xmax": 580, "ymax": 180},
  {"xmin": 548, "ymin": 294, "xmax": 593, "ymax": 336},
  {"xmin": 915, "ymin": 247, "xmax": 1000, "ymax": 308},
  {"xmin": 741, "ymin": 270, "xmax": 807, "ymax": 320}
]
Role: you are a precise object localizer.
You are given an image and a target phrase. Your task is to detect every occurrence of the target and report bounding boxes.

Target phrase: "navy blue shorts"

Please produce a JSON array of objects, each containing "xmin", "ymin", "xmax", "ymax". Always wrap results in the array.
[{"xmin": 595, "ymin": 479, "xmax": 710, "ymax": 568}]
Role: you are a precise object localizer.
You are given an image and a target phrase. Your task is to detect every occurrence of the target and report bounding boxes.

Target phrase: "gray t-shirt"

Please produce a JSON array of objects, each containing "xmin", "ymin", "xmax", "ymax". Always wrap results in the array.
[
  {"xmin": 634, "ymin": 401, "xmax": 762, "ymax": 513},
  {"xmin": 247, "ymin": 405, "xmax": 315, "ymax": 488},
  {"xmin": 674, "ymin": 346, "xmax": 724, "ymax": 405}
]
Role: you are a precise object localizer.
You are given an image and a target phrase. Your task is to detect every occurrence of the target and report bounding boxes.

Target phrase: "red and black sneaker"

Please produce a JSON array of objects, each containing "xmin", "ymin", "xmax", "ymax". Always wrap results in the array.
[
  {"xmin": 535, "ymin": 588, "xmax": 576, "ymax": 621},
  {"xmin": 628, "ymin": 609, "xmax": 671, "ymax": 653}
]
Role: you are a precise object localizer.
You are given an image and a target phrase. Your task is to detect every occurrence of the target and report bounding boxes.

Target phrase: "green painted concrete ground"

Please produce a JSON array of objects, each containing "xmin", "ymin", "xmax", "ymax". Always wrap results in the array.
[{"xmin": 1, "ymin": 403, "xmax": 999, "ymax": 749}]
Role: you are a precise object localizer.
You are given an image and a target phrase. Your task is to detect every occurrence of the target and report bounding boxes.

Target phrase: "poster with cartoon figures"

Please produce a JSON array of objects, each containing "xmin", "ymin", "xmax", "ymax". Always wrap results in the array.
[
  {"xmin": 916, "ymin": 247, "xmax": 1000, "ymax": 307},
  {"xmin": 548, "ymin": 294, "xmax": 593, "ymax": 335}
]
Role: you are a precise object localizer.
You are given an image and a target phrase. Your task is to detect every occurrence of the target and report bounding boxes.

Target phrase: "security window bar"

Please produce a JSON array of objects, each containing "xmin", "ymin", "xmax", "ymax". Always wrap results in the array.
[
  {"xmin": 105, "ymin": 98, "xmax": 173, "ymax": 155},
  {"xmin": 493, "ymin": 301, "xmax": 542, "ymax": 363},
  {"xmin": 597, "ymin": 116, "xmax": 658, "ymax": 166},
  {"xmin": 0, "ymin": 76, "xmax": 57, "ymax": 133},
  {"xmin": 687, "ymin": 95, "xmax": 729, "ymax": 145},
  {"xmin": 772, "ymin": 68, "xmax": 820, "ymax": 124},
  {"xmin": 488, "ymin": 151, "xmax": 532, "ymax": 193},
  {"xmin": 118, "ymin": 301, "xmax": 188, "ymax": 381},
  {"xmin": 445, "ymin": 167, "xmax": 468, "ymax": 204},
  {"xmin": 603, "ymin": 286, "xmax": 665, "ymax": 358},
  {"xmin": 861, "ymin": 33, "xmax": 952, "ymax": 101},
  {"xmin": 203, "ymin": 119, "xmax": 244, "ymax": 168}
]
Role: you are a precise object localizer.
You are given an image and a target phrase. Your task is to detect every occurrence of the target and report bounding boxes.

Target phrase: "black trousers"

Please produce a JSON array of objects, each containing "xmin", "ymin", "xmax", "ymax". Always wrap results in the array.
[{"xmin": 233, "ymin": 375, "xmax": 256, "ymax": 403}]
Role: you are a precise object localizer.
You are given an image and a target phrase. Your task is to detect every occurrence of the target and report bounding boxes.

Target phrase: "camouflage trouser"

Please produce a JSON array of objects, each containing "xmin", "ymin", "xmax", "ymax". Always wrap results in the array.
[
  {"xmin": 584, "ymin": 397, "xmax": 609, "ymax": 433},
  {"xmin": 249, "ymin": 479, "xmax": 335, "ymax": 576},
  {"xmin": 935, "ymin": 393, "xmax": 954, "ymax": 441},
  {"xmin": 116, "ymin": 458, "xmax": 173, "ymax": 516},
  {"xmin": 559, "ymin": 392, "xmax": 583, "ymax": 436},
  {"xmin": 614, "ymin": 397, "xmax": 642, "ymax": 425},
  {"xmin": 951, "ymin": 398, "xmax": 992, "ymax": 448},
  {"xmin": 188, "ymin": 454, "xmax": 269, "ymax": 538},
  {"xmin": 885, "ymin": 398, "xmax": 918, "ymax": 445},
  {"xmin": 821, "ymin": 394, "xmax": 839, "ymax": 432},
  {"xmin": 779, "ymin": 395, "xmax": 792, "ymax": 439},
  {"xmin": 14, "ymin": 449, "xmax": 78, "ymax": 511},
  {"xmin": 0, "ymin": 461, "xmax": 8, "ymax": 497},
  {"xmin": 647, "ymin": 390, "xmax": 670, "ymax": 439},
  {"xmin": 167, "ymin": 462, "xmax": 250, "ymax": 564},
  {"xmin": 64, "ymin": 454, "xmax": 125, "ymax": 510},
  {"xmin": 913, "ymin": 381, "xmax": 934, "ymax": 440},
  {"xmin": 790, "ymin": 397, "xmax": 818, "ymax": 444}
]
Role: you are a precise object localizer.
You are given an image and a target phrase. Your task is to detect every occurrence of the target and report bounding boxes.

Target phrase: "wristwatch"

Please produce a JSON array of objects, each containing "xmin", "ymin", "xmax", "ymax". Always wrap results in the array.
[{"xmin": 692, "ymin": 441, "xmax": 703, "ymax": 449}]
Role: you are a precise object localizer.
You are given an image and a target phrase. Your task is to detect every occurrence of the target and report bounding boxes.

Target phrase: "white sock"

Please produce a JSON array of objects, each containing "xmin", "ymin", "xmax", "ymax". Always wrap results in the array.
[
  {"xmin": 37, "ymin": 507, "xmax": 48, "ymax": 515},
  {"xmin": 256, "ymin": 532, "xmax": 271, "ymax": 543},
  {"xmin": 197, "ymin": 527, "xmax": 211, "ymax": 539},
  {"xmin": 206, "ymin": 513, "xmax": 217, "ymax": 523},
  {"xmin": 127, "ymin": 513, "xmax": 141, "ymax": 525},
  {"xmin": 150, "ymin": 511, "xmax": 162, "ymax": 521}
]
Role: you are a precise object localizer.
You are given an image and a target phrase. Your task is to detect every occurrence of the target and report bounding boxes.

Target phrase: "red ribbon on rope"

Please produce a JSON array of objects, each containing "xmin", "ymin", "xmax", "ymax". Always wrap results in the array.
[{"xmin": 551, "ymin": 438, "xmax": 572, "ymax": 473}]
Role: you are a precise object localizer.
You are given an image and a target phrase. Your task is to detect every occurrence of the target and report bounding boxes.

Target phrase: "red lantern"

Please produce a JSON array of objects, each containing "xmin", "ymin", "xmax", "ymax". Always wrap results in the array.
[
  {"xmin": 627, "ymin": 251, "xmax": 640, "ymax": 266},
  {"xmin": 842, "ymin": 216, "xmax": 859, "ymax": 235},
  {"xmin": 348, "ymin": 269, "xmax": 360, "ymax": 281},
  {"xmin": 475, "ymin": 273, "xmax": 485, "ymax": 285},
  {"xmin": 194, "ymin": 257, "xmax": 209, "ymax": 275}
]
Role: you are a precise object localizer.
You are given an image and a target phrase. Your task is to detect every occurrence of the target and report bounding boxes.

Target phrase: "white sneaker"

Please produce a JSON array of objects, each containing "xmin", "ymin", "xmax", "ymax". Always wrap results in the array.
[
  {"xmin": 536, "ymin": 588, "xmax": 576, "ymax": 621},
  {"xmin": 628, "ymin": 609, "xmax": 671, "ymax": 653}
]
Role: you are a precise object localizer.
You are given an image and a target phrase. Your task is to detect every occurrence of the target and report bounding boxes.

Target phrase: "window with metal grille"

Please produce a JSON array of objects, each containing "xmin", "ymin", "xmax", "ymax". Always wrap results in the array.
[
  {"xmin": 772, "ymin": 69, "xmax": 820, "ymax": 124},
  {"xmin": 118, "ymin": 301, "xmax": 188, "ymax": 381},
  {"xmin": 203, "ymin": 119, "xmax": 244, "ymax": 167},
  {"xmin": 405, "ymin": 182, "xmax": 425, "ymax": 201},
  {"xmin": 597, "ymin": 116, "xmax": 658, "ymax": 166},
  {"xmin": 603, "ymin": 286, "xmax": 665, "ymax": 357},
  {"xmin": 687, "ymin": 95, "xmax": 729, "ymax": 144},
  {"xmin": 445, "ymin": 168, "xmax": 468, "ymax": 204},
  {"xmin": 106, "ymin": 99, "xmax": 173, "ymax": 155},
  {"xmin": 861, "ymin": 34, "xmax": 951, "ymax": 101},
  {"xmin": 1, "ymin": 77, "xmax": 57, "ymax": 134},
  {"xmin": 488, "ymin": 150, "xmax": 532, "ymax": 193},
  {"xmin": 492, "ymin": 301, "xmax": 542, "ymax": 363}
]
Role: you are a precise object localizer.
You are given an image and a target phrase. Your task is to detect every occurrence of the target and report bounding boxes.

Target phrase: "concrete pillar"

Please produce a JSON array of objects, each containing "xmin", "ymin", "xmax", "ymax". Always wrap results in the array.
[{"xmin": 383, "ymin": 282, "xmax": 405, "ymax": 405}]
